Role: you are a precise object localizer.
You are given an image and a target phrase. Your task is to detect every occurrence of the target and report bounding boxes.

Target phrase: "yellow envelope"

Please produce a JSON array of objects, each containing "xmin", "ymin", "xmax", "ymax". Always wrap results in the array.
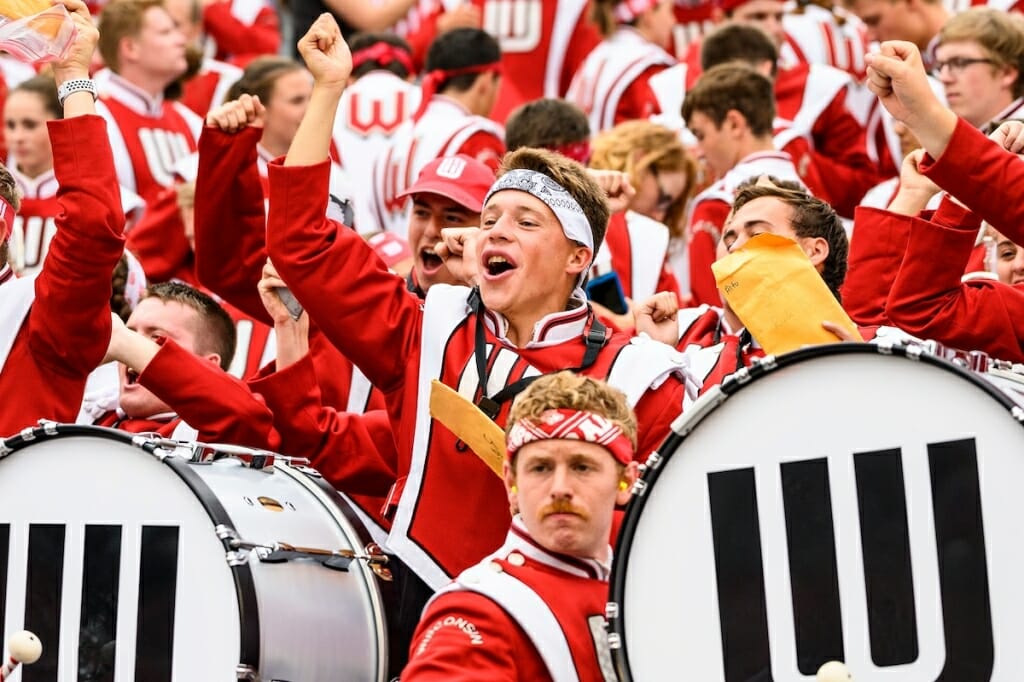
[
  {"xmin": 428, "ymin": 380, "xmax": 506, "ymax": 478},
  {"xmin": 711, "ymin": 232, "xmax": 861, "ymax": 355}
]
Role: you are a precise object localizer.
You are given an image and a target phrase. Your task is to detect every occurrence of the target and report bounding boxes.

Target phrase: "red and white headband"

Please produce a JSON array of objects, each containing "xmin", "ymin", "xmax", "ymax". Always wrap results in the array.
[{"xmin": 506, "ymin": 408, "xmax": 633, "ymax": 466}]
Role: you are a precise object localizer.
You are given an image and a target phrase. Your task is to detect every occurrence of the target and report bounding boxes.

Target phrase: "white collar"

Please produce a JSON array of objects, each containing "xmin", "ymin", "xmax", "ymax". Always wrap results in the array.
[
  {"xmin": 499, "ymin": 516, "xmax": 613, "ymax": 581},
  {"xmin": 481, "ymin": 288, "xmax": 592, "ymax": 348},
  {"xmin": 10, "ymin": 165, "xmax": 57, "ymax": 199},
  {"xmin": 103, "ymin": 73, "xmax": 167, "ymax": 118}
]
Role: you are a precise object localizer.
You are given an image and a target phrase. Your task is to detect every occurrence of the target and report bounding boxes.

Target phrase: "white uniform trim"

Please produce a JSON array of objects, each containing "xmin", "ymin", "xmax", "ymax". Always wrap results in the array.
[
  {"xmin": 0, "ymin": 273, "xmax": 36, "ymax": 372},
  {"xmin": 773, "ymin": 63, "xmax": 850, "ymax": 152},
  {"xmin": 546, "ymin": 0, "xmax": 590, "ymax": 98},
  {"xmin": 624, "ymin": 210, "xmax": 670, "ymax": 301},
  {"xmin": 388, "ymin": 286, "xmax": 696, "ymax": 587},
  {"xmin": 431, "ymin": 563, "xmax": 581, "ymax": 682}
]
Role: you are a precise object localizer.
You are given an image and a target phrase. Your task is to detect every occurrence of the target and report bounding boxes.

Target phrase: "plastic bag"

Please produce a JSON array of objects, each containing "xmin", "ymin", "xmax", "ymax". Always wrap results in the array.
[{"xmin": 0, "ymin": 0, "xmax": 78, "ymax": 65}]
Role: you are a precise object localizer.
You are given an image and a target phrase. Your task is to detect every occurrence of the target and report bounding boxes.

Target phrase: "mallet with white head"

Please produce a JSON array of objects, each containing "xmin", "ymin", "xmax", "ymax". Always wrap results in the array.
[{"xmin": 0, "ymin": 630, "xmax": 42, "ymax": 681}]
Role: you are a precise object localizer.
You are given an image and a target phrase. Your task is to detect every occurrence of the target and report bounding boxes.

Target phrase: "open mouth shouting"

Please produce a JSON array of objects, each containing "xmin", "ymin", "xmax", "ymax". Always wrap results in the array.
[
  {"xmin": 419, "ymin": 246, "xmax": 444, "ymax": 275},
  {"xmin": 482, "ymin": 251, "xmax": 517, "ymax": 280}
]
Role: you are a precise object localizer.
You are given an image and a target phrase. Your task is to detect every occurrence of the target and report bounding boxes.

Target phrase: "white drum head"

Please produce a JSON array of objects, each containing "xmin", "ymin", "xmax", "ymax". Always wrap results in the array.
[
  {"xmin": 0, "ymin": 426, "xmax": 389, "ymax": 681},
  {"xmin": 611, "ymin": 344, "xmax": 1024, "ymax": 682}
]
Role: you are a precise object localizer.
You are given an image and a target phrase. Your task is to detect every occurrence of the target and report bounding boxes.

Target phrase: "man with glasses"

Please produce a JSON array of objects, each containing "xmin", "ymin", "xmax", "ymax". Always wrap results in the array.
[
  {"xmin": 682, "ymin": 62, "xmax": 805, "ymax": 305},
  {"xmin": 932, "ymin": 8, "xmax": 1024, "ymax": 132}
]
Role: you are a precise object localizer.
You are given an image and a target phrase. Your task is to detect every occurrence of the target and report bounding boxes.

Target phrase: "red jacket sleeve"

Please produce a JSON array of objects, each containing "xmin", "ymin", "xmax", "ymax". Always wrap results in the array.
[
  {"xmin": 885, "ymin": 198, "xmax": 1024, "ymax": 362},
  {"xmin": 247, "ymin": 353, "xmax": 397, "ymax": 496},
  {"xmin": 139, "ymin": 337, "xmax": 281, "ymax": 449},
  {"xmin": 194, "ymin": 125, "xmax": 272, "ymax": 323},
  {"xmin": 842, "ymin": 206, "xmax": 911, "ymax": 326},
  {"xmin": 919, "ymin": 117, "xmax": 1024, "ymax": 245},
  {"xmin": 455, "ymin": 131, "xmax": 505, "ymax": 172},
  {"xmin": 29, "ymin": 115, "xmax": 126, "ymax": 377},
  {"xmin": 203, "ymin": 1, "xmax": 281, "ymax": 61},
  {"xmin": 266, "ymin": 158, "xmax": 425, "ymax": 394},
  {"xmin": 809, "ymin": 88, "xmax": 877, "ymax": 217},
  {"xmin": 403, "ymin": 591, "xmax": 537, "ymax": 681},
  {"xmin": 687, "ymin": 199, "xmax": 729, "ymax": 307}
]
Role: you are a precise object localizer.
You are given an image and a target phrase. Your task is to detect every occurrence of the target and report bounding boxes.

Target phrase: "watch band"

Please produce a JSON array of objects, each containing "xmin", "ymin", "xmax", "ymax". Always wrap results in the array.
[{"xmin": 57, "ymin": 78, "xmax": 98, "ymax": 106}]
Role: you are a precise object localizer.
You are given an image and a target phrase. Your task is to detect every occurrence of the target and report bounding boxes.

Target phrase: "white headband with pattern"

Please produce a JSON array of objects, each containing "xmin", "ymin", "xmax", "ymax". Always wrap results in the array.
[{"xmin": 483, "ymin": 169, "xmax": 594, "ymax": 251}]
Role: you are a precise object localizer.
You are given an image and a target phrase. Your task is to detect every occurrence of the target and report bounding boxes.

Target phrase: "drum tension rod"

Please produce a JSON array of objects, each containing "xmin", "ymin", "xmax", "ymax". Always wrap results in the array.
[{"xmin": 215, "ymin": 525, "xmax": 389, "ymax": 572}]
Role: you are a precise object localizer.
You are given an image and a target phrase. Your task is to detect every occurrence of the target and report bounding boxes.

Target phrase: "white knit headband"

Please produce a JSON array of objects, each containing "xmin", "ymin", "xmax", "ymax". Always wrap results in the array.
[{"xmin": 483, "ymin": 169, "xmax": 594, "ymax": 251}]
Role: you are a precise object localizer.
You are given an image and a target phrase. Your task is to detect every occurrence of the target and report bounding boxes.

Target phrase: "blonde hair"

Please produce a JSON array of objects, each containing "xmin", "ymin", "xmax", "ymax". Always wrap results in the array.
[
  {"xmin": 938, "ymin": 8, "xmax": 1024, "ymax": 98},
  {"xmin": 506, "ymin": 371, "xmax": 638, "ymax": 450},
  {"xmin": 590, "ymin": 120, "xmax": 697, "ymax": 239},
  {"xmin": 99, "ymin": 0, "xmax": 167, "ymax": 73}
]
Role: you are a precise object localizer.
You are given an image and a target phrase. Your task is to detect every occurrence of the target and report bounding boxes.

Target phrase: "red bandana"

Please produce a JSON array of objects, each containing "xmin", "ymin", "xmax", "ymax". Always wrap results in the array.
[
  {"xmin": 411, "ymin": 61, "xmax": 503, "ymax": 122},
  {"xmin": 351, "ymin": 42, "xmax": 415, "ymax": 75},
  {"xmin": 506, "ymin": 408, "xmax": 634, "ymax": 465}
]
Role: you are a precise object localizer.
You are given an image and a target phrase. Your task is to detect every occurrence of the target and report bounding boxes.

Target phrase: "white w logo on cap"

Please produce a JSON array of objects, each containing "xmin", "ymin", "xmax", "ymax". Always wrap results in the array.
[{"xmin": 435, "ymin": 157, "xmax": 467, "ymax": 179}]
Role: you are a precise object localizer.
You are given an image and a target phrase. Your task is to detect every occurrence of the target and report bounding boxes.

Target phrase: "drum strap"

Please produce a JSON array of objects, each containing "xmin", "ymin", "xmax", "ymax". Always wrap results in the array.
[{"xmin": 468, "ymin": 287, "xmax": 607, "ymax": 421}]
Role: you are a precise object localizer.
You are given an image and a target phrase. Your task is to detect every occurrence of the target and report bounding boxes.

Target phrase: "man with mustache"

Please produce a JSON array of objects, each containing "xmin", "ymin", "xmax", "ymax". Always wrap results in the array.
[{"xmin": 402, "ymin": 371, "xmax": 639, "ymax": 680}]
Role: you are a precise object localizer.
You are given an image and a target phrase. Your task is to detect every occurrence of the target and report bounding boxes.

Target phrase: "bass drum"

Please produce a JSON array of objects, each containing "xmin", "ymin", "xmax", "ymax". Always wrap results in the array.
[
  {"xmin": 0, "ymin": 424, "xmax": 393, "ymax": 681},
  {"xmin": 609, "ymin": 343, "xmax": 1024, "ymax": 681}
]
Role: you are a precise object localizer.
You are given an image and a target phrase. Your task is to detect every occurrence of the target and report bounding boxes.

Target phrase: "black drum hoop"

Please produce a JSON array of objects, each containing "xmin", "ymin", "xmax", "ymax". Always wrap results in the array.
[
  {"xmin": 0, "ymin": 423, "xmax": 263, "ymax": 673},
  {"xmin": 608, "ymin": 342, "xmax": 1024, "ymax": 681}
]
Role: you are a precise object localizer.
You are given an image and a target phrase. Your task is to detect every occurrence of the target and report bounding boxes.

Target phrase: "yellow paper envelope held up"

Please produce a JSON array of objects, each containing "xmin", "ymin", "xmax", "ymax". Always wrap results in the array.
[
  {"xmin": 711, "ymin": 232, "xmax": 862, "ymax": 355},
  {"xmin": 428, "ymin": 379, "xmax": 506, "ymax": 479}
]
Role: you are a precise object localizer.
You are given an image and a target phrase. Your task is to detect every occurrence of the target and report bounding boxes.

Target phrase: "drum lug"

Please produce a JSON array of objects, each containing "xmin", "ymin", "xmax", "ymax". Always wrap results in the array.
[
  {"xmin": 605, "ymin": 601, "xmax": 619, "ymax": 620},
  {"xmin": 235, "ymin": 663, "xmax": 260, "ymax": 680},
  {"xmin": 632, "ymin": 479, "xmax": 649, "ymax": 497},
  {"xmin": 226, "ymin": 549, "xmax": 252, "ymax": 566},
  {"xmin": 38, "ymin": 419, "xmax": 58, "ymax": 436},
  {"xmin": 365, "ymin": 542, "xmax": 393, "ymax": 582},
  {"xmin": 607, "ymin": 632, "xmax": 622, "ymax": 650}
]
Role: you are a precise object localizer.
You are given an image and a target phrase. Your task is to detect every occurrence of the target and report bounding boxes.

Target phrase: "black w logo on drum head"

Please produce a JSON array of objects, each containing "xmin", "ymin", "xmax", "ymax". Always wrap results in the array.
[
  {"xmin": 0, "ymin": 524, "xmax": 180, "ymax": 682},
  {"xmin": 707, "ymin": 438, "xmax": 994, "ymax": 680}
]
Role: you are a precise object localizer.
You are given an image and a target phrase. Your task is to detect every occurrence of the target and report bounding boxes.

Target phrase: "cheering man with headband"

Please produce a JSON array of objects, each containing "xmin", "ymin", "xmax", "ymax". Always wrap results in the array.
[{"xmin": 267, "ymin": 13, "xmax": 697, "ymax": 634}]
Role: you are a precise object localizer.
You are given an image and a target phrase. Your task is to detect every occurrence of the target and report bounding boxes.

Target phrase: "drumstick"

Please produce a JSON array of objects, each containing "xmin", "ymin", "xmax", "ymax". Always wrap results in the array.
[
  {"xmin": 816, "ymin": 661, "xmax": 853, "ymax": 681},
  {"xmin": 0, "ymin": 630, "xmax": 42, "ymax": 681}
]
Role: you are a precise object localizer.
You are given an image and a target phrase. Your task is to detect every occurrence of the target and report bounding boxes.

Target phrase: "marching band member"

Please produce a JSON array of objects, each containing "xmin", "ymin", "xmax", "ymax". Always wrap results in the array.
[
  {"xmin": 403, "ymin": 371, "xmax": 638, "ymax": 680},
  {"xmin": 682, "ymin": 62, "xmax": 805, "ymax": 306},
  {"xmin": 94, "ymin": 281, "xmax": 281, "ymax": 446},
  {"xmin": 267, "ymin": 10, "xmax": 695, "ymax": 640},
  {"xmin": 588, "ymin": 120, "xmax": 696, "ymax": 309},
  {"xmin": 638, "ymin": 177, "xmax": 852, "ymax": 390},
  {"xmin": 564, "ymin": 0, "xmax": 677, "ymax": 134},
  {"xmin": 367, "ymin": 27, "xmax": 504, "ymax": 236},
  {"xmin": 0, "ymin": 0, "xmax": 128, "ymax": 435}
]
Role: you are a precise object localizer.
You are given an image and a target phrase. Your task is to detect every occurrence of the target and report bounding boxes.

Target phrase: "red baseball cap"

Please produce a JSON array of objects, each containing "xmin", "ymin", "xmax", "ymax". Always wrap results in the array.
[{"xmin": 397, "ymin": 155, "xmax": 495, "ymax": 213}]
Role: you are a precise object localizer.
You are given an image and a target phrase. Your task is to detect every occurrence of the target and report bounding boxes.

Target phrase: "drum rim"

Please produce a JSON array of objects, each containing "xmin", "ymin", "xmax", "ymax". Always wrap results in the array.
[
  {"xmin": 0, "ymin": 423, "xmax": 263, "ymax": 674},
  {"xmin": 607, "ymin": 342, "xmax": 1024, "ymax": 681}
]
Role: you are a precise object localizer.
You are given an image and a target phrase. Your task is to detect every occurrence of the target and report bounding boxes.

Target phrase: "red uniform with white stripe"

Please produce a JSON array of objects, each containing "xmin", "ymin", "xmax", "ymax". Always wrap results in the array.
[
  {"xmin": 179, "ymin": 57, "xmax": 243, "ymax": 118},
  {"xmin": 369, "ymin": 96, "xmax": 504, "ymax": 236},
  {"xmin": 97, "ymin": 73, "xmax": 202, "ymax": 203},
  {"xmin": 593, "ymin": 211, "xmax": 682, "ymax": 302},
  {"xmin": 334, "ymin": 71, "xmax": 421, "ymax": 231},
  {"xmin": 202, "ymin": 0, "xmax": 281, "ymax": 67},
  {"xmin": 404, "ymin": 517, "xmax": 614, "ymax": 681},
  {"xmin": 0, "ymin": 116, "xmax": 126, "ymax": 436},
  {"xmin": 772, "ymin": 63, "xmax": 876, "ymax": 218},
  {"xmin": 565, "ymin": 27, "xmax": 676, "ymax": 134},
  {"xmin": 681, "ymin": 151, "xmax": 804, "ymax": 307},
  {"xmin": 7, "ymin": 166, "xmax": 145, "ymax": 278},
  {"xmin": 669, "ymin": 0, "xmax": 716, "ymax": 62},
  {"xmin": 267, "ymin": 157, "xmax": 696, "ymax": 588},
  {"xmin": 399, "ymin": 0, "xmax": 602, "ymax": 123},
  {"xmin": 781, "ymin": 5, "xmax": 869, "ymax": 82}
]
